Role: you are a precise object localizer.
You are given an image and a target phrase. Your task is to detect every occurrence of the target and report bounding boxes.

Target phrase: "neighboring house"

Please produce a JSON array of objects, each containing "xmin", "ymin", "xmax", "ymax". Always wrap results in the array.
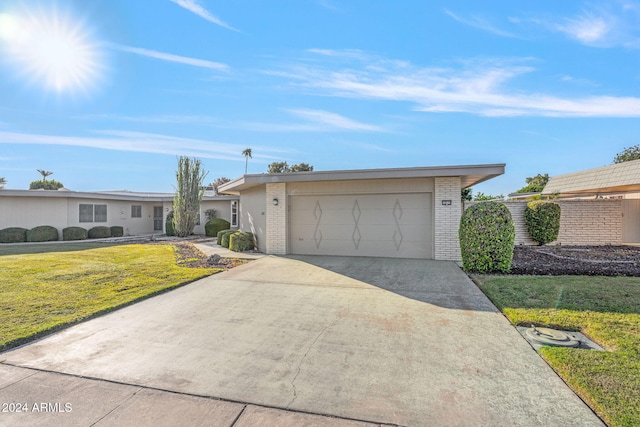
[
  {"xmin": 504, "ymin": 159, "xmax": 640, "ymax": 244},
  {"xmin": 542, "ymin": 158, "xmax": 640, "ymax": 200},
  {"xmin": 0, "ymin": 189, "xmax": 239, "ymax": 238},
  {"xmin": 218, "ymin": 164, "xmax": 505, "ymax": 261}
]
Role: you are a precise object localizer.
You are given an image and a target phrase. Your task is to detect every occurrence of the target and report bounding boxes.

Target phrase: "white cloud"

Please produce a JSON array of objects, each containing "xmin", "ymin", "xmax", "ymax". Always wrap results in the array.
[
  {"xmin": 169, "ymin": 0, "xmax": 238, "ymax": 32},
  {"xmin": 242, "ymin": 108, "xmax": 385, "ymax": 133},
  {"xmin": 444, "ymin": 9, "xmax": 516, "ymax": 38},
  {"xmin": 280, "ymin": 50, "xmax": 640, "ymax": 118},
  {"xmin": 112, "ymin": 44, "xmax": 229, "ymax": 71},
  {"xmin": 556, "ymin": 11, "xmax": 612, "ymax": 45},
  {"xmin": 0, "ymin": 130, "xmax": 281, "ymax": 161}
]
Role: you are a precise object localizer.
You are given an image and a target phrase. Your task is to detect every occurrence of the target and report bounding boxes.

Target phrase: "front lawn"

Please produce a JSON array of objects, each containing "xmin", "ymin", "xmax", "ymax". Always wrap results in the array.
[
  {"xmin": 0, "ymin": 244, "xmax": 220, "ymax": 351},
  {"xmin": 474, "ymin": 275, "xmax": 640, "ymax": 427}
]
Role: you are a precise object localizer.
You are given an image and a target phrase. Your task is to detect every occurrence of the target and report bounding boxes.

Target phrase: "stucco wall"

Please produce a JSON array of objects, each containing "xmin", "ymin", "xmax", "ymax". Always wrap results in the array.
[
  {"xmin": 239, "ymin": 186, "xmax": 267, "ymax": 252},
  {"xmin": 465, "ymin": 200, "xmax": 623, "ymax": 246},
  {"xmin": 0, "ymin": 196, "xmax": 69, "ymax": 233}
]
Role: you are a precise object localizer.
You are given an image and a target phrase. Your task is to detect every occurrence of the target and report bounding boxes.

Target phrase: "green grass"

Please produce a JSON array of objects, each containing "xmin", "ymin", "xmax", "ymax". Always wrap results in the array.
[
  {"xmin": 474, "ymin": 275, "xmax": 640, "ymax": 427},
  {"xmin": 0, "ymin": 244, "xmax": 220, "ymax": 351}
]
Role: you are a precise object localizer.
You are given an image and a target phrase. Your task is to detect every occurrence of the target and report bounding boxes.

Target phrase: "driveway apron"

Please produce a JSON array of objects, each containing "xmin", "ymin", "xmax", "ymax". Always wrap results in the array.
[{"xmin": 1, "ymin": 256, "xmax": 603, "ymax": 426}]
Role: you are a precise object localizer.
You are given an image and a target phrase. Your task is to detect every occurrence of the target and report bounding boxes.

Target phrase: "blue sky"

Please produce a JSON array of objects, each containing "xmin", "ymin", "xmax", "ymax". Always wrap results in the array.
[{"xmin": 0, "ymin": 0, "xmax": 639, "ymax": 195}]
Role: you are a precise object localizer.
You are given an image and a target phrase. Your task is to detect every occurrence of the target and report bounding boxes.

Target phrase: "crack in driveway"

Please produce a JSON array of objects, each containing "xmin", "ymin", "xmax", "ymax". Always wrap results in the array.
[{"xmin": 286, "ymin": 318, "xmax": 338, "ymax": 409}]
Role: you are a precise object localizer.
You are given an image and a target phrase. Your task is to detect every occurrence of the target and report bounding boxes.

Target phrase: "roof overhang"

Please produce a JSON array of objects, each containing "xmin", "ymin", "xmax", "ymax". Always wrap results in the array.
[
  {"xmin": 0, "ymin": 189, "xmax": 238, "ymax": 202},
  {"xmin": 218, "ymin": 164, "xmax": 506, "ymax": 194}
]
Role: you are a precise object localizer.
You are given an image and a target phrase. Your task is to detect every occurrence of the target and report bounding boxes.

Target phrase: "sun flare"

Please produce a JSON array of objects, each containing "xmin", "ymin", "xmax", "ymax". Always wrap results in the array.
[{"xmin": 0, "ymin": 7, "xmax": 103, "ymax": 94}]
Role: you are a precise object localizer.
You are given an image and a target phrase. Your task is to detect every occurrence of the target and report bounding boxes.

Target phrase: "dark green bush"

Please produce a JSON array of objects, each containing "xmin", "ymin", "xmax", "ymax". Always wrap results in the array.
[
  {"xmin": 525, "ymin": 201, "xmax": 561, "ymax": 245},
  {"xmin": 63, "ymin": 227, "xmax": 88, "ymax": 241},
  {"xmin": 217, "ymin": 229, "xmax": 231, "ymax": 243},
  {"xmin": 0, "ymin": 227, "xmax": 28, "ymax": 243},
  {"xmin": 26, "ymin": 225, "xmax": 59, "ymax": 242},
  {"xmin": 459, "ymin": 202, "xmax": 515, "ymax": 273},
  {"xmin": 165, "ymin": 211, "xmax": 175, "ymax": 236},
  {"xmin": 219, "ymin": 230, "xmax": 237, "ymax": 248},
  {"xmin": 229, "ymin": 232, "xmax": 255, "ymax": 252},
  {"xmin": 88, "ymin": 226, "xmax": 112, "ymax": 239},
  {"xmin": 205, "ymin": 218, "xmax": 230, "ymax": 237},
  {"xmin": 110, "ymin": 226, "xmax": 124, "ymax": 237}
]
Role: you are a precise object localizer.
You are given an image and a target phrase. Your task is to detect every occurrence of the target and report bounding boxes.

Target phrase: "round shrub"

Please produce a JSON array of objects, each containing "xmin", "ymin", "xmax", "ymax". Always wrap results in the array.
[
  {"xmin": 525, "ymin": 201, "xmax": 561, "ymax": 245},
  {"xmin": 229, "ymin": 231, "xmax": 255, "ymax": 252},
  {"xmin": 110, "ymin": 226, "xmax": 124, "ymax": 237},
  {"xmin": 165, "ymin": 211, "xmax": 175, "ymax": 236},
  {"xmin": 459, "ymin": 202, "xmax": 515, "ymax": 273},
  {"xmin": 219, "ymin": 230, "xmax": 237, "ymax": 248},
  {"xmin": 88, "ymin": 226, "xmax": 112, "ymax": 239},
  {"xmin": 0, "ymin": 227, "xmax": 28, "ymax": 243},
  {"xmin": 63, "ymin": 226, "xmax": 88, "ymax": 241},
  {"xmin": 217, "ymin": 229, "xmax": 231, "ymax": 243},
  {"xmin": 205, "ymin": 218, "xmax": 231, "ymax": 237},
  {"xmin": 26, "ymin": 225, "xmax": 59, "ymax": 242}
]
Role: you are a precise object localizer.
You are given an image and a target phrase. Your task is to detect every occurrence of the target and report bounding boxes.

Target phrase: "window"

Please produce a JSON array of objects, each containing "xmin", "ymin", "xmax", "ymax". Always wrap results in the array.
[
  {"xmin": 79, "ymin": 204, "xmax": 108, "ymax": 223},
  {"xmin": 131, "ymin": 205, "xmax": 142, "ymax": 218},
  {"xmin": 230, "ymin": 201, "xmax": 238, "ymax": 227}
]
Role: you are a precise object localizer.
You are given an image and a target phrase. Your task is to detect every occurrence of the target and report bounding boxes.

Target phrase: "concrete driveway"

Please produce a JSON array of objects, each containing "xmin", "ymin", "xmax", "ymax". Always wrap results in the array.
[{"xmin": 1, "ymin": 256, "xmax": 603, "ymax": 426}]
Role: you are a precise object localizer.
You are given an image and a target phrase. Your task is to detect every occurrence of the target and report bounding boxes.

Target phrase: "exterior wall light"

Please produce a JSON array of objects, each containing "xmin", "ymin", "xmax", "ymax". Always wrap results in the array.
[{"xmin": 273, "ymin": 198, "xmax": 279, "ymax": 206}]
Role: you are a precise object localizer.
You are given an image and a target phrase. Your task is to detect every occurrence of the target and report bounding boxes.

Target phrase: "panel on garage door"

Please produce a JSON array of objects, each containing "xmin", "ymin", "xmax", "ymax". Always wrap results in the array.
[{"xmin": 289, "ymin": 193, "xmax": 432, "ymax": 258}]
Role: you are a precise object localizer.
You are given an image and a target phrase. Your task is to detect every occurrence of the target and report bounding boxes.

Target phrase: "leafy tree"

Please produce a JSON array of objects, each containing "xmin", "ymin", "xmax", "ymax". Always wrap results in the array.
[
  {"xmin": 473, "ymin": 192, "xmax": 504, "ymax": 201},
  {"xmin": 461, "ymin": 188, "xmax": 473, "ymax": 201},
  {"xmin": 29, "ymin": 180, "xmax": 64, "ymax": 190},
  {"xmin": 613, "ymin": 145, "xmax": 640, "ymax": 164},
  {"xmin": 242, "ymin": 148, "xmax": 252, "ymax": 174},
  {"xmin": 173, "ymin": 157, "xmax": 208, "ymax": 237},
  {"xmin": 0, "ymin": 177, "xmax": 5, "ymax": 189},
  {"xmin": 514, "ymin": 173, "xmax": 549, "ymax": 194},
  {"xmin": 30, "ymin": 169, "xmax": 64, "ymax": 190},
  {"xmin": 208, "ymin": 176, "xmax": 231, "ymax": 194},
  {"xmin": 267, "ymin": 161, "xmax": 314, "ymax": 173}
]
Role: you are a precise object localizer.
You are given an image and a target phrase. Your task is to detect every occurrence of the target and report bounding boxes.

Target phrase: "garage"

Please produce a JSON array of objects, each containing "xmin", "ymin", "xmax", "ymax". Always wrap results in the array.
[{"xmin": 289, "ymin": 193, "xmax": 433, "ymax": 259}]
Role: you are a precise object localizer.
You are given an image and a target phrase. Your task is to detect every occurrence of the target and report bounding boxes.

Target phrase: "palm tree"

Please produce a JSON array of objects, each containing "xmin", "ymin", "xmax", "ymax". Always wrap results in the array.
[
  {"xmin": 37, "ymin": 169, "xmax": 53, "ymax": 182},
  {"xmin": 242, "ymin": 148, "xmax": 252, "ymax": 174}
]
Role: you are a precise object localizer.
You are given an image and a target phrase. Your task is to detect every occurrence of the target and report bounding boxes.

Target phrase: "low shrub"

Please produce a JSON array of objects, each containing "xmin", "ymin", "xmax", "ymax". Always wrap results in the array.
[
  {"xmin": 459, "ymin": 202, "xmax": 515, "ymax": 273},
  {"xmin": 26, "ymin": 225, "xmax": 58, "ymax": 242},
  {"xmin": 0, "ymin": 227, "xmax": 28, "ymax": 243},
  {"xmin": 219, "ymin": 230, "xmax": 237, "ymax": 248},
  {"xmin": 165, "ymin": 211, "xmax": 175, "ymax": 236},
  {"xmin": 205, "ymin": 218, "xmax": 230, "ymax": 237},
  {"xmin": 88, "ymin": 226, "xmax": 112, "ymax": 239},
  {"xmin": 525, "ymin": 201, "xmax": 561, "ymax": 245},
  {"xmin": 63, "ymin": 227, "xmax": 88, "ymax": 241},
  {"xmin": 217, "ymin": 229, "xmax": 231, "ymax": 242},
  {"xmin": 229, "ymin": 232, "xmax": 255, "ymax": 252},
  {"xmin": 110, "ymin": 226, "xmax": 124, "ymax": 237}
]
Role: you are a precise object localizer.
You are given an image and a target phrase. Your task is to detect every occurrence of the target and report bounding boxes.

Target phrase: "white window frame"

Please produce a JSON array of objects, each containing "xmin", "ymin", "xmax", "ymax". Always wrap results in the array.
[
  {"xmin": 230, "ymin": 200, "xmax": 238, "ymax": 227},
  {"xmin": 79, "ymin": 204, "xmax": 108, "ymax": 223},
  {"xmin": 131, "ymin": 205, "xmax": 142, "ymax": 218}
]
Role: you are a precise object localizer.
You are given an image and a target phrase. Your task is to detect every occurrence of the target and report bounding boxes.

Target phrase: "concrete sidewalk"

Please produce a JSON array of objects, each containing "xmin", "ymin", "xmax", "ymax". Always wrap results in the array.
[
  {"xmin": 0, "ymin": 256, "xmax": 604, "ymax": 426},
  {"xmin": 0, "ymin": 365, "xmax": 384, "ymax": 426}
]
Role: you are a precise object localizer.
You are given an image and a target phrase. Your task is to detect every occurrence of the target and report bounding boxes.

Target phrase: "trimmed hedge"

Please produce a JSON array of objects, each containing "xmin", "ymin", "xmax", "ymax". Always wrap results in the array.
[
  {"xmin": 217, "ymin": 229, "xmax": 231, "ymax": 243},
  {"xmin": 219, "ymin": 230, "xmax": 237, "ymax": 248},
  {"xmin": 459, "ymin": 202, "xmax": 515, "ymax": 273},
  {"xmin": 63, "ymin": 227, "xmax": 88, "ymax": 241},
  {"xmin": 229, "ymin": 231, "xmax": 255, "ymax": 252},
  {"xmin": 205, "ymin": 218, "xmax": 230, "ymax": 237},
  {"xmin": 0, "ymin": 227, "xmax": 28, "ymax": 243},
  {"xmin": 165, "ymin": 211, "xmax": 175, "ymax": 236},
  {"xmin": 110, "ymin": 226, "xmax": 124, "ymax": 237},
  {"xmin": 88, "ymin": 226, "xmax": 112, "ymax": 239},
  {"xmin": 525, "ymin": 201, "xmax": 561, "ymax": 245},
  {"xmin": 26, "ymin": 225, "xmax": 59, "ymax": 242}
]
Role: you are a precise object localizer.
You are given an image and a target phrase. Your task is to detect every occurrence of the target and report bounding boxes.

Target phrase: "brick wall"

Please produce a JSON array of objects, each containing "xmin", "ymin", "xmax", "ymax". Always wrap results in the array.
[
  {"xmin": 465, "ymin": 200, "xmax": 623, "ymax": 246},
  {"xmin": 435, "ymin": 177, "xmax": 462, "ymax": 260},
  {"xmin": 265, "ymin": 183, "xmax": 287, "ymax": 254}
]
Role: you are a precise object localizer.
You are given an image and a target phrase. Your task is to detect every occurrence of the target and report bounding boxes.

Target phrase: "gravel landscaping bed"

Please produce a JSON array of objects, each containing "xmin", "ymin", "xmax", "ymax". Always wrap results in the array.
[{"xmin": 511, "ymin": 245, "xmax": 640, "ymax": 276}]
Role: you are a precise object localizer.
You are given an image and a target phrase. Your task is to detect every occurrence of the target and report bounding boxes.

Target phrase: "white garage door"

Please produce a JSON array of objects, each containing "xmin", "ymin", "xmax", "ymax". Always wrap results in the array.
[{"xmin": 289, "ymin": 193, "xmax": 433, "ymax": 259}]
